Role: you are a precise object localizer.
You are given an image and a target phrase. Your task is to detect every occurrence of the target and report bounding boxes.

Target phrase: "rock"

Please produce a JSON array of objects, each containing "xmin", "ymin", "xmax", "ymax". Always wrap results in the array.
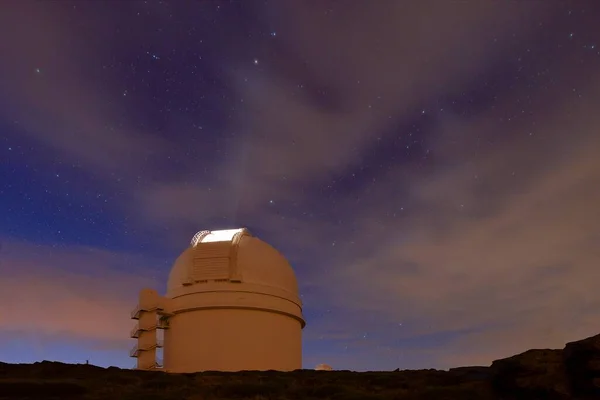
[
  {"xmin": 490, "ymin": 348, "xmax": 569, "ymax": 399},
  {"xmin": 563, "ymin": 333, "xmax": 600, "ymax": 398}
]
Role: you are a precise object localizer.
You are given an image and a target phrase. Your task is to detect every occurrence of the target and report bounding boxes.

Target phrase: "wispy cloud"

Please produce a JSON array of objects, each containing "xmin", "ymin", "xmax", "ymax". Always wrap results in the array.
[
  {"xmin": 305, "ymin": 77, "xmax": 600, "ymax": 369},
  {"xmin": 0, "ymin": 239, "xmax": 163, "ymax": 348}
]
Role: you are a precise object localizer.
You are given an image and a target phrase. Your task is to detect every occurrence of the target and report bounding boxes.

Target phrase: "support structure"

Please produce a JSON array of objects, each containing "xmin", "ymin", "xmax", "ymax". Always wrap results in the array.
[{"xmin": 130, "ymin": 288, "xmax": 172, "ymax": 370}]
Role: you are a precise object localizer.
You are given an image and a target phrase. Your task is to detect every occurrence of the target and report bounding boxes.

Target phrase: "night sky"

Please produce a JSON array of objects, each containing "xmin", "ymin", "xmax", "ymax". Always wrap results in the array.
[{"xmin": 1, "ymin": 1, "xmax": 600, "ymax": 372}]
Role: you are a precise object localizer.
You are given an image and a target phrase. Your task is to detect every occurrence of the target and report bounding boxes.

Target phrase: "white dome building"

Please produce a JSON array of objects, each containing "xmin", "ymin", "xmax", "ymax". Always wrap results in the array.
[{"xmin": 129, "ymin": 228, "xmax": 306, "ymax": 372}]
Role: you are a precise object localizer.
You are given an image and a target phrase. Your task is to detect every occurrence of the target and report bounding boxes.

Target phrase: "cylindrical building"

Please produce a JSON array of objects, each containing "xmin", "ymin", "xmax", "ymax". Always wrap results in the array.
[{"xmin": 160, "ymin": 228, "xmax": 305, "ymax": 372}]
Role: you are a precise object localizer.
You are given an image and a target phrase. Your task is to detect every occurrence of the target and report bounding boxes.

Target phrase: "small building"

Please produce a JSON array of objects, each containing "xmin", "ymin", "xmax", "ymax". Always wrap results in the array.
[{"xmin": 130, "ymin": 228, "xmax": 306, "ymax": 372}]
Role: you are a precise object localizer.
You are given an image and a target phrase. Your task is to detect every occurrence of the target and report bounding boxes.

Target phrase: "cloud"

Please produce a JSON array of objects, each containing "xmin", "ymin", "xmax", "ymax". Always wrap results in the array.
[
  {"xmin": 0, "ymin": 2, "xmax": 170, "ymax": 175},
  {"xmin": 1, "ymin": 1, "xmax": 557, "ymax": 230},
  {"xmin": 118, "ymin": 1, "xmax": 563, "ymax": 250},
  {"xmin": 221, "ymin": 1, "xmax": 556, "ymax": 199},
  {"xmin": 0, "ymin": 239, "xmax": 163, "ymax": 349},
  {"xmin": 309, "ymin": 76, "xmax": 600, "ymax": 369}
]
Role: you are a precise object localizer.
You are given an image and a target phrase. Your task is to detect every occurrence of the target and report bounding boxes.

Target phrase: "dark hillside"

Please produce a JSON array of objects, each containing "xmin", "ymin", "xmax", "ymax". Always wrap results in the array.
[{"xmin": 0, "ymin": 333, "xmax": 598, "ymax": 400}]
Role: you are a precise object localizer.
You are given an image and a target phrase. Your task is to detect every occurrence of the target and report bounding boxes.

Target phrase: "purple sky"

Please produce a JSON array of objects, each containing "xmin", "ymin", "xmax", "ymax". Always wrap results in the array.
[{"xmin": 1, "ymin": 1, "xmax": 599, "ymax": 371}]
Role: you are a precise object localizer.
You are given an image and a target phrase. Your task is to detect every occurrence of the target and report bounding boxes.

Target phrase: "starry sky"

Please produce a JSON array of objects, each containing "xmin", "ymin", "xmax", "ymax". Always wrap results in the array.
[{"xmin": 1, "ymin": 1, "xmax": 600, "ymax": 372}]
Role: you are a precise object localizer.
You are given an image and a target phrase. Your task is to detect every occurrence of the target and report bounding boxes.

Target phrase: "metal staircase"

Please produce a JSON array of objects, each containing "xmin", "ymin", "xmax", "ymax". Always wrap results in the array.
[
  {"xmin": 130, "ymin": 318, "xmax": 169, "ymax": 338},
  {"xmin": 130, "ymin": 303, "xmax": 172, "ymax": 320},
  {"xmin": 129, "ymin": 340, "xmax": 164, "ymax": 358},
  {"xmin": 130, "ymin": 303, "xmax": 170, "ymax": 371}
]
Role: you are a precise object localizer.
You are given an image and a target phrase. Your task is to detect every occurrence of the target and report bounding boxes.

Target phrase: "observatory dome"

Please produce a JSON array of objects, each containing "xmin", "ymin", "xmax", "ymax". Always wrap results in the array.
[
  {"xmin": 167, "ymin": 228, "xmax": 300, "ymax": 298},
  {"xmin": 131, "ymin": 228, "xmax": 305, "ymax": 373}
]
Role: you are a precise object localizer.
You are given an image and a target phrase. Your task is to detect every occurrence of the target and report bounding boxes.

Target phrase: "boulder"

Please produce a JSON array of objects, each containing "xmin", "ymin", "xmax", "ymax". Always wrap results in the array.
[
  {"xmin": 563, "ymin": 333, "xmax": 600, "ymax": 399},
  {"xmin": 490, "ymin": 348, "xmax": 569, "ymax": 399}
]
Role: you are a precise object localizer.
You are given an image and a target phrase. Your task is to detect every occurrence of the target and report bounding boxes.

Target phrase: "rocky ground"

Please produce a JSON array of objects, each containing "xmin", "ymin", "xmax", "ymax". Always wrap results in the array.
[{"xmin": 0, "ymin": 333, "xmax": 599, "ymax": 400}]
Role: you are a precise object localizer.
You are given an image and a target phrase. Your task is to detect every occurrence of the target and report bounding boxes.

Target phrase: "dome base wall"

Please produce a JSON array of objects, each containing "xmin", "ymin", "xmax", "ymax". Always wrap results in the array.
[{"xmin": 163, "ymin": 308, "xmax": 302, "ymax": 373}]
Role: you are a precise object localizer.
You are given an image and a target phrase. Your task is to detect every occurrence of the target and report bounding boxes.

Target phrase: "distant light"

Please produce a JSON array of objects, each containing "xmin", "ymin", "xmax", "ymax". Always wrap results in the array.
[
  {"xmin": 35, "ymin": 68, "xmax": 41, "ymax": 73},
  {"xmin": 270, "ymin": 31, "xmax": 277, "ymax": 37},
  {"xmin": 315, "ymin": 363, "xmax": 332, "ymax": 371},
  {"xmin": 253, "ymin": 59, "xmax": 259, "ymax": 65}
]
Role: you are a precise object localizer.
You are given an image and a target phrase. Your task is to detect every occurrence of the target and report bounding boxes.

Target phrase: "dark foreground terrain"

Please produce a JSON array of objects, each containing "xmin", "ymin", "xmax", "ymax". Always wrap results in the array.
[{"xmin": 1, "ymin": 333, "xmax": 599, "ymax": 400}]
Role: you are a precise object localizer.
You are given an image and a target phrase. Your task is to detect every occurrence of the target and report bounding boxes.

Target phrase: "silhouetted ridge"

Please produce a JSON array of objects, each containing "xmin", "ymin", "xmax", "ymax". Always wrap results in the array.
[{"xmin": 0, "ymin": 333, "xmax": 598, "ymax": 399}]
